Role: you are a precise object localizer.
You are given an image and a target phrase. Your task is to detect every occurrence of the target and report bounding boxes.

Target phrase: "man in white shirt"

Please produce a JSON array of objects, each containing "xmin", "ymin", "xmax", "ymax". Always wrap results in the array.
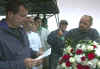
[
  {"xmin": 24, "ymin": 22, "xmax": 43, "ymax": 69},
  {"xmin": 34, "ymin": 16, "xmax": 50, "ymax": 69}
]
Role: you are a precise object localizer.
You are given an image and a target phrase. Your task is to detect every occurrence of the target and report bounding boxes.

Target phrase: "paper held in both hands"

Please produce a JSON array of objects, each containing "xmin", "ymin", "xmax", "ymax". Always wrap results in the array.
[{"xmin": 34, "ymin": 48, "xmax": 51, "ymax": 60}]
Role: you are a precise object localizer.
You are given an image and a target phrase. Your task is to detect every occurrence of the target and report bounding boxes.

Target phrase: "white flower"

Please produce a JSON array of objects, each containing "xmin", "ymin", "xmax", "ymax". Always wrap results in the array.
[
  {"xmin": 69, "ymin": 57, "xmax": 75, "ymax": 63},
  {"xmin": 75, "ymin": 55, "xmax": 81, "ymax": 63},
  {"xmin": 66, "ymin": 46, "xmax": 71, "ymax": 49},
  {"xmin": 97, "ymin": 61, "xmax": 100, "ymax": 68},
  {"xmin": 61, "ymin": 63, "xmax": 66, "ymax": 68},
  {"xmin": 95, "ymin": 47, "xmax": 100, "ymax": 56},
  {"xmin": 64, "ymin": 40, "xmax": 100, "ymax": 69},
  {"xmin": 81, "ymin": 44, "xmax": 87, "ymax": 51},
  {"xmin": 82, "ymin": 59, "xmax": 88, "ymax": 65},
  {"xmin": 66, "ymin": 46, "xmax": 73, "ymax": 54},
  {"xmin": 76, "ymin": 44, "xmax": 81, "ymax": 49},
  {"xmin": 96, "ymin": 45, "xmax": 100, "ymax": 48},
  {"xmin": 93, "ymin": 41, "xmax": 98, "ymax": 45},
  {"xmin": 88, "ymin": 59, "xmax": 97, "ymax": 68},
  {"xmin": 87, "ymin": 46, "xmax": 93, "ymax": 51}
]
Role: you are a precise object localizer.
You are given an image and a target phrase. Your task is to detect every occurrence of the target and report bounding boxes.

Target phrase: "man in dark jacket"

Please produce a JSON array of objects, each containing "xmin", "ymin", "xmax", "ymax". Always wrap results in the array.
[
  {"xmin": 0, "ymin": 1, "xmax": 42, "ymax": 69},
  {"xmin": 65, "ymin": 15, "xmax": 100, "ymax": 48},
  {"xmin": 47, "ymin": 20, "xmax": 68, "ymax": 69}
]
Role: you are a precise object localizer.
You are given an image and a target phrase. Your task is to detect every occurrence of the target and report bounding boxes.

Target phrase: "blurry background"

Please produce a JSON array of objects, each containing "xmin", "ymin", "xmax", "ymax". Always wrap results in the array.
[
  {"xmin": 48, "ymin": 0, "xmax": 100, "ymax": 33},
  {"xmin": 0, "ymin": 0, "xmax": 100, "ymax": 33}
]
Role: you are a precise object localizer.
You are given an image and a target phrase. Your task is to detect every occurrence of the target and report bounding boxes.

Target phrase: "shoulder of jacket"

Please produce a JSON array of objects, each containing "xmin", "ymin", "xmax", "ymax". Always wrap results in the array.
[
  {"xmin": 69, "ymin": 28, "xmax": 78, "ymax": 32},
  {"xmin": 88, "ymin": 28, "xmax": 98, "ymax": 32}
]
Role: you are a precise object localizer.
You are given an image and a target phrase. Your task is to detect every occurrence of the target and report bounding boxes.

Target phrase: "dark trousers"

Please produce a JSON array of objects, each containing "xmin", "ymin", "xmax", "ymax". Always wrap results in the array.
[
  {"xmin": 43, "ymin": 57, "xmax": 49, "ymax": 69},
  {"xmin": 48, "ymin": 53, "xmax": 61, "ymax": 69}
]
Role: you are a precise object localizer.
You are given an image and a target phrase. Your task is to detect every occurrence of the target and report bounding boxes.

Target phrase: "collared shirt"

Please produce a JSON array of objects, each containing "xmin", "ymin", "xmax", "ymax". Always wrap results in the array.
[
  {"xmin": 27, "ymin": 31, "xmax": 42, "ymax": 52},
  {"xmin": 37, "ymin": 27, "xmax": 50, "ymax": 51}
]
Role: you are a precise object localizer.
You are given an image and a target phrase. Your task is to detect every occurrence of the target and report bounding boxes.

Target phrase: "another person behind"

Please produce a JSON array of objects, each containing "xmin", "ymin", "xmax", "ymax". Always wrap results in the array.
[
  {"xmin": 58, "ymin": 20, "xmax": 69, "ymax": 37},
  {"xmin": 0, "ymin": 1, "xmax": 42, "ymax": 69},
  {"xmin": 34, "ymin": 16, "xmax": 50, "ymax": 51},
  {"xmin": 47, "ymin": 20, "xmax": 68, "ymax": 69},
  {"xmin": 65, "ymin": 15, "xmax": 100, "ymax": 48},
  {"xmin": 34, "ymin": 16, "xmax": 50, "ymax": 69},
  {"xmin": 0, "ymin": 18, "xmax": 8, "ymax": 28},
  {"xmin": 23, "ymin": 21, "xmax": 43, "ymax": 69}
]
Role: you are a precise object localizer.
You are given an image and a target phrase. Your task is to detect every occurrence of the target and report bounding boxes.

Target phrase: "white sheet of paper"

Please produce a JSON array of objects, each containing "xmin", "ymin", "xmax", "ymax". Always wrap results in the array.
[{"xmin": 35, "ymin": 48, "xmax": 51, "ymax": 60}]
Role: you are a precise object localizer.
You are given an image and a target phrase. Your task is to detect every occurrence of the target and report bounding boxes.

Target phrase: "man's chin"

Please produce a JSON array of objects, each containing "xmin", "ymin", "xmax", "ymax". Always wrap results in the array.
[{"xmin": 79, "ymin": 28, "xmax": 87, "ymax": 32}]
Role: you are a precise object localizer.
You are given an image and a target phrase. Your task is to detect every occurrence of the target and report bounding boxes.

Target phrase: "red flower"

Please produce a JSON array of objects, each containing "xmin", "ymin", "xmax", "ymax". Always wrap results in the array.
[
  {"xmin": 59, "ymin": 58, "xmax": 63, "ymax": 64},
  {"xmin": 93, "ymin": 45, "xmax": 96, "ymax": 48},
  {"xmin": 76, "ymin": 49, "xmax": 83, "ymax": 55},
  {"xmin": 83, "ymin": 65, "xmax": 90, "ymax": 69},
  {"xmin": 87, "ymin": 52, "xmax": 95, "ymax": 60},
  {"xmin": 77, "ymin": 64, "xmax": 90, "ymax": 69},
  {"xmin": 77, "ymin": 64, "xmax": 83, "ymax": 69},
  {"xmin": 81, "ymin": 56, "xmax": 86, "ymax": 61},
  {"xmin": 65, "ymin": 61, "xmax": 71, "ymax": 67},
  {"xmin": 62, "ymin": 54, "xmax": 70, "ymax": 60},
  {"xmin": 70, "ymin": 48, "xmax": 74, "ymax": 53}
]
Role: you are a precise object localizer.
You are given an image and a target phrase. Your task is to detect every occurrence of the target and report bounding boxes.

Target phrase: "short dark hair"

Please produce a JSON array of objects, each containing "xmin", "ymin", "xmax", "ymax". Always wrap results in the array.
[
  {"xmin": 34, "ymin": 16, "xmax": 41, "ymax": 21},
  {"xmin": 5, "ymin": 0, "xmax": 27, "ymax": 14},
  {"xmin": 59, "ymin": 20, "xmax": 68, "ymax": 27}
]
